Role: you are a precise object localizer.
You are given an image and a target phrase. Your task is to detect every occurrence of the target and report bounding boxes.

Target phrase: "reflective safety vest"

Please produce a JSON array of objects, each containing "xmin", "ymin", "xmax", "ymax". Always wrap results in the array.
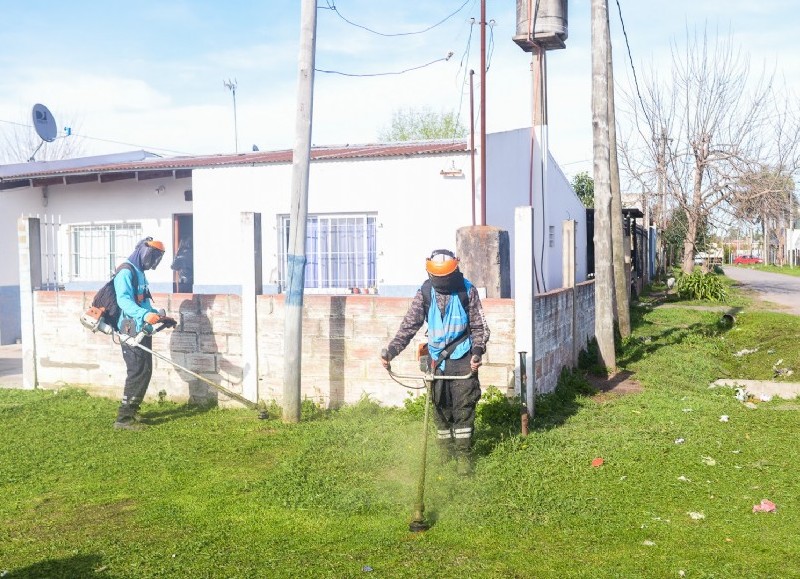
[{"xmin": 427, "ymin": 279, "xmax": 472, "ymax": 370}]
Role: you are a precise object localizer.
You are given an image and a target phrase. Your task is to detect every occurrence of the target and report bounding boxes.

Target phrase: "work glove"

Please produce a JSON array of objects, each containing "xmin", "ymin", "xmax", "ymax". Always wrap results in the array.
[
  {"xmin": 144, "ymin": 312, "xmax": 160, "ymax": 325},
  {"xmin": 158, "ymin": 316, "xmax": 178, "ymax": 329},
  {"xmin": 155, "ymin": 308, "xmax": 178, "ymax": 328},
  {"xmin": 380, "ymin": 347, "xmax": 394, "ymax": 370},
  {"xmin": 469, "ymin": 346, "xmax": 483, "ymax": 372}
]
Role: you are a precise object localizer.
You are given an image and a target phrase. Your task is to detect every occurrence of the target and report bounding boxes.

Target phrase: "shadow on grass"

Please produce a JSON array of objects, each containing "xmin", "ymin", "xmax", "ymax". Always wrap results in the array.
[
  {"xmin": 618, "ymin": 304, "xmax": 740, "ymax": 367},
  {"xmin": 472, "ymin": 364, "xmax": 596, "ymax": 458},
  {"xmin": 4, "ymin": 554, "xmax": 114, "ymax": 578},
  {"xmin": 139, "ymin": 402, "xmax": 214, "ymax": 425}
]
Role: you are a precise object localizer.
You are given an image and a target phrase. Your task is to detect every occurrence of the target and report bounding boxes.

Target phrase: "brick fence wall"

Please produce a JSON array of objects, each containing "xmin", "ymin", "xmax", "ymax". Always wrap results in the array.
[{"xmin": 31, "ymin": 284, "xmax": 594, "ymax": 408}]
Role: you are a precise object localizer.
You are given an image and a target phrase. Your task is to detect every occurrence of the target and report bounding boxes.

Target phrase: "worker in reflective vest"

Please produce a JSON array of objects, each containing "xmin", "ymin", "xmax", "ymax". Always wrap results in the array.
[{"xmin": 381, "ymin": 249, "xmax": 490, "ymax": 475}]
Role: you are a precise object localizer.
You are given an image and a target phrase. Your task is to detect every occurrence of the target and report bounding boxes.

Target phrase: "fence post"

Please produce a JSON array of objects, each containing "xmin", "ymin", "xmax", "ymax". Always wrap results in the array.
[
  {"xmin": 514, "ymin": 206, "xmax": 535, "ymax": 414},
  {"xmin": 17, "ymin": 217, "xmax": 41, "ymax": 390},
  {"xmin": 241, "ymin": 212, "xmax": 262, "ymax": 404}
]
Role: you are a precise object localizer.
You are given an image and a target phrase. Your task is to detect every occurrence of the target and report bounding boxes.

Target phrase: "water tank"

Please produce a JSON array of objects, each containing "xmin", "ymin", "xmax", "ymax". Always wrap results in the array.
[{"xmin": 514, "ymin": 0, "xmax": 568, "ymax": 51}]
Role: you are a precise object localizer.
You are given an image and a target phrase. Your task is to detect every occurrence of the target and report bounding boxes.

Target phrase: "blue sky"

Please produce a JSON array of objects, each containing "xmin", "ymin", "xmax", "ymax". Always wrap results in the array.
[{"xmin": 1, "ymin": 0, "xmax": 797, "ymax": 179}]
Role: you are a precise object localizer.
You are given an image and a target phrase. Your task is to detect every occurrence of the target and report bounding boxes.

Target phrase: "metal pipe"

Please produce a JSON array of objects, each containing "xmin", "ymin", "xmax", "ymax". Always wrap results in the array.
[
  {"xmin": 127, "ymin": 336, "xmax": 265, "ymax": 415},
  {"xmin": 480, "ymin": 0, "xmax": 487, "ymax": 225},
  {"xmin": 518, "ymin": 351, "xmax": 529, "ymax": 436},
  {"xmin": 470, "ymin": 69, "xmax": 476, "ymax": 227}
]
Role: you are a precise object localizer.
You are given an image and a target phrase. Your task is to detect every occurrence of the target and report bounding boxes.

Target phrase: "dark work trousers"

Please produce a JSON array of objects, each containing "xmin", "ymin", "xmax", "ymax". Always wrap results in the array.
[
  {"xmin": 431, "ymin": 354, "xmax": 481, "ymax": 459},
  {"xmin": 117, "ymin": 335, "xmax": 153, "ymax": 421}
]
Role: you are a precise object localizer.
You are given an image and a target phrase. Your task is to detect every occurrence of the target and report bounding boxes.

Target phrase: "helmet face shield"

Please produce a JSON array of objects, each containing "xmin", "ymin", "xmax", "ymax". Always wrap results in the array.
[
  {"xmin": 141, "ymin": 247, "xmax": 164, "ymax": 270},
  {"xmin": 426, "ymin": 249, "xmax": 459, "ymax": 276},
  {"xmin": 140, "ymin": 239, "xmax": 165, "ymax": 270}
]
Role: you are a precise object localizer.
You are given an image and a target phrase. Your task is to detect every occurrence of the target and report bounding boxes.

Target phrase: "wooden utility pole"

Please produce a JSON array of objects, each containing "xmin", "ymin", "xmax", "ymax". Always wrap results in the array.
[
  {"xmin": 591, "ymin": 0, "xmax": 616, "ymax": 369},
  {"xmin": 283, "ymin": 0, "xmax": 317, "ymax": 423},
  {"xmin": 606, "ymin": 10, "xmax": 630, "ymax": 338},
  {"xmin": 480, "ymin": 0, "xmax": 487, "ymax": 225}
]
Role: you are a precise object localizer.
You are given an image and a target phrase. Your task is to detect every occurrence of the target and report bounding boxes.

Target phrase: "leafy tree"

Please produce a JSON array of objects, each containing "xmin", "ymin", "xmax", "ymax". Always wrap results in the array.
[
  {"xmin": 571, "ymin": 171, "xmax": 594, "ymax": 208},
  {"xmin": 378, "ymin": 107, "xmax": 467, "ymax": 142}
]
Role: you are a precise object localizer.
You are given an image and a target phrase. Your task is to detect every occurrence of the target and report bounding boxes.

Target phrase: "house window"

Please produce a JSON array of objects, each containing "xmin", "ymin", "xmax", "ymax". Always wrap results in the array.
[
  {"xmin": 69, "ymin": 223, "xmax": 143, "ymax": 280},
  {"xmin": 549, "ymin": 225, "xmax": 555, "ymax": 248},
  {"xmin": 278, "ymin": 213, "xmax": 377, "ymax": 292}
]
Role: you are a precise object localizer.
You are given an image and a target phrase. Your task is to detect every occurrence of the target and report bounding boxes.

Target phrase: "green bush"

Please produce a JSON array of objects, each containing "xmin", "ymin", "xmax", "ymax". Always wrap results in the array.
[{"xmin": 675, "ymin": 269, "xmax": 727, "ymax": 301}]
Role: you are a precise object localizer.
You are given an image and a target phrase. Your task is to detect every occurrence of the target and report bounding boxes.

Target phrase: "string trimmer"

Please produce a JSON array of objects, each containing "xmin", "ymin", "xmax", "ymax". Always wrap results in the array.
[
  {"xmin": 384, "ymin": 349, "xmax": 473, "ymax": 532},
  {"xmin": 81, "ymin": 313, "xmax": 268, "ymax": 419}
]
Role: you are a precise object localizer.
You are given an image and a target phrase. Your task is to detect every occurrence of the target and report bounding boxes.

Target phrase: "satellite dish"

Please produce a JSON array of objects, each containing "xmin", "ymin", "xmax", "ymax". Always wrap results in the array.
[{"xmin": 32, "ymin": 103, "xmax": 57, "ymax": 142}]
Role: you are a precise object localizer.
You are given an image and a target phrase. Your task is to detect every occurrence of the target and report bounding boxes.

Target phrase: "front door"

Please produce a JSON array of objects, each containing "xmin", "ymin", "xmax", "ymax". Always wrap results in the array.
[{"xmin": 172, "ymin": 214, "xmax": 193, "ymax": 293}]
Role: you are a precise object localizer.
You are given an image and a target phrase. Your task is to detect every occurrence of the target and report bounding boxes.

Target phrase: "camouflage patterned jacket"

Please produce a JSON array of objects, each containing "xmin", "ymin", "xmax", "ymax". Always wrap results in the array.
[{"xmin": 385, "ymin": 282, "xmax": 490, "ymax": 360}]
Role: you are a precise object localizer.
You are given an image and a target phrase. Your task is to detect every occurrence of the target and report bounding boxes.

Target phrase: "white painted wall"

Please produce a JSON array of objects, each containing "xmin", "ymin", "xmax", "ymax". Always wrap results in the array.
[
  {"xmin": 486, "ymin": 127, "xmax": 588, "ymax": 296},
  {"xmin": 191, "ymin": 153, "xmax": 473, "ymax": 295},
  {"xmin": 0, "ymin": 178, "xmax": 191, "ymax": 290}
]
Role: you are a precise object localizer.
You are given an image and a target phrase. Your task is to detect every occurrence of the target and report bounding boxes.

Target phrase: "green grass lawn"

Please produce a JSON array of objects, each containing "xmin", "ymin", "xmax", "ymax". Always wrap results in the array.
[
  {"xmin": 2, "ymin": 289, "xmax": 800, "ymax": 578},
  {"xmin": 733, "ymin": 263, "xmax": 800, "ymax": 277}
]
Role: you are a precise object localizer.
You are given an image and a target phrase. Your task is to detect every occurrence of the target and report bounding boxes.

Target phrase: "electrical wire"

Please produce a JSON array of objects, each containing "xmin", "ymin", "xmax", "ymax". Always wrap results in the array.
[
  {"xmin": 485, "ymin": 20, "xmax": 496, "ymax": 72},
  {"xmin": 315, "ymin": 53, "xmax": 453, "ymax": 77},
  {"xmin": 452, "ymin": 19, "xmax": 476, "ymax": 141},
  {"xmin": 614, "ymin": 0, "xmax": 651, "ymax": 129},
  {"xmin": 324, "ymin": 0, "xmax": 472, "ymax": 37},
  {"xmin": 0, "ymin": 117, "xmax": 192, "ymax": 156}
]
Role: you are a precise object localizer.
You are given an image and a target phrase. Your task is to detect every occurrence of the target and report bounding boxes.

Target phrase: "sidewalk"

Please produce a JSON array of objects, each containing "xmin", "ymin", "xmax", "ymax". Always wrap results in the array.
[{"xmin": 0, "ymin": 343, "xmax": 23, "ymax": 388}]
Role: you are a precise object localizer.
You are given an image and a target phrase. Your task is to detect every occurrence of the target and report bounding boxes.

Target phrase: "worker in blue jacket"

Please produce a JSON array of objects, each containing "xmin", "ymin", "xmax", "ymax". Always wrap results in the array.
[{"xmin": 113, "ymin": 238, "xmax": 175, "ymax": 430}]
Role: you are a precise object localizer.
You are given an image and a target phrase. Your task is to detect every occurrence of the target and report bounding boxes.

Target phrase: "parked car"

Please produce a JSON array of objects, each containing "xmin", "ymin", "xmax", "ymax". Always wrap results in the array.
[{"xmin": 733, "ymin": 255, "xmax": 763, "ymax": 265}]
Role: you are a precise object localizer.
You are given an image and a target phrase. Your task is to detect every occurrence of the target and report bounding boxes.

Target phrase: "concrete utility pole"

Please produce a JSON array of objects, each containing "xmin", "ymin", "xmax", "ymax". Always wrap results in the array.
[
  {"xmin": 606, "ymin": 10, "xmax": 631, "ymax": 338},
  {"xmin": 591, "ymin": 0, "xmax": 616, "ymax": 369},
  {"xmin": 283, "ymin": 0, "xmax": 317, "ymax": 423}
]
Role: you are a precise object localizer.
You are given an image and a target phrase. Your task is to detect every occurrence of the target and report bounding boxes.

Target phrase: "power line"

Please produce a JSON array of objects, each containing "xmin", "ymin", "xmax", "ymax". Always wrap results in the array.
[
  {"xmin": 323, "ymin": 0, "xmax": 472, "ymax": 37},
  {"xmin": 485, "ymin": 20, "xmax": 496, "ymax": 71},
  {"xmin": 315, "ymin": 52, "xmax": 453, "ymax": 77},
  {"xmin": 614, "ymin": 0, "xmax": 651, "ymax": 129}
]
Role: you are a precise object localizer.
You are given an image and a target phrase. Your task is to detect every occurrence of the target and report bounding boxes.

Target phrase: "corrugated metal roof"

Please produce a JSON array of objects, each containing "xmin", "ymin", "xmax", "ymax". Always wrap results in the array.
[{"xmin": 0, "ymin": 141, "xmax": 469, "ymax": 185}]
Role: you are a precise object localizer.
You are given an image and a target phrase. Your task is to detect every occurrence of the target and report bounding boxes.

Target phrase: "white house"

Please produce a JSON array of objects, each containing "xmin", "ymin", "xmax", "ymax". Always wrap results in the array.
[{"xmin": 0, "ymin": 128, "xmax": 588, "ymax": 344}]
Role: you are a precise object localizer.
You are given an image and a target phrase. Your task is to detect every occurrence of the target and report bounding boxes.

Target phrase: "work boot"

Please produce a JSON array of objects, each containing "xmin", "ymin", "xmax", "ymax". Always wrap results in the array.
[{"xmin": 113, "ymin": 417, "xmax": 146, "ymax": 431}]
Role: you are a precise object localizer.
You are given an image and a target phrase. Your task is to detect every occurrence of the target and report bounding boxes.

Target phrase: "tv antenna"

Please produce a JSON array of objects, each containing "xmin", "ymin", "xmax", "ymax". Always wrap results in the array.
[
  {"xmin": 224, "ymin": 78, "xmax": 239, "ymax": 153},
  {"xmin": 28, "ymin": 103, "xmax": 58, "ymax": 162}
]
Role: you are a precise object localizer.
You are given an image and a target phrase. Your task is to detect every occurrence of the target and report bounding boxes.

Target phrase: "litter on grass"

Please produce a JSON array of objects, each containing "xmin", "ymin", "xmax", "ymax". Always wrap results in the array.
[
  {"xmin": 591, "ymin": 457, "xmax": 604, "ymax": 467},
  {"xmin": 678, "ymin": 475, "xmax": 691, "ymax": 482},
  {"xmin": 688, "ymin": 511, "xmax": 705, "ymax": 520},
  {"xmin": 734, "ymin": 347, "xmax": 759, "ymax": 357},
  {"xmin": 701, "ymin": 456, "xmax": 717, "ymax": 466},
  {"xmin": 642, "ymin": 540, "xmax": 656, "ymax": 547},
  {"xmin": 719, "ymin": 415, "xmax": 730, "ymax": 422},
  {"xmin": 752, "ymin": 499, "xmax": 777, "ymax": 513},
  {"xmin": 674, "ymin": 438, "xmax": 685, "ymax": 444}
]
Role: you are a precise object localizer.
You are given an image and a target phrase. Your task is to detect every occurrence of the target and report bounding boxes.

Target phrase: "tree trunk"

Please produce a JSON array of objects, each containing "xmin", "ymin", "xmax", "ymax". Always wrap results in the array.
[
  {"xmin": 591, "ymin": 0, "xmax": 616, "ymax": 370},
  {"xmin": 681, "ymin": 210, "xmax": 698, "ymax": 273}
]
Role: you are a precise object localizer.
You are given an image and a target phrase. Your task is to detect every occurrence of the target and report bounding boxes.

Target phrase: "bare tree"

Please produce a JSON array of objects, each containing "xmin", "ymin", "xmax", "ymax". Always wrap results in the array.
[
  {"xmin": 1, "ymin": 112, "xmax": 84, "ymax": 164},
  {"xmin": 618, "ymin": 27, "xmax": 800, "ymax": 273}
]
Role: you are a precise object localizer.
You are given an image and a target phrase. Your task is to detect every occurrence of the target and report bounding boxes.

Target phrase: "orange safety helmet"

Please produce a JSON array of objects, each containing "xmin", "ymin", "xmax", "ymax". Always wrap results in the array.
[{"xmin": 425, "ymin": 249, "xmax": 459, "ymax": 276}]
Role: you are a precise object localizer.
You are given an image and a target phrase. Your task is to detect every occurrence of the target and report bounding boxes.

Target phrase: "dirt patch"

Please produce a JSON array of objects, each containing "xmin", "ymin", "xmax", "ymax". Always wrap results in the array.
[{"xmin": 587, "ymin": 370, "xmax": 643, "ymax": 403}]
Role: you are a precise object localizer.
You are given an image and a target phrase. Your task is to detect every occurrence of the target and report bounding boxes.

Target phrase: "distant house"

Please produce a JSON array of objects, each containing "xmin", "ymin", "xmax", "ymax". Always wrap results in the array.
[{"xmin": 0, "ymin": 128, "xmax": 587, "ymax": 344}]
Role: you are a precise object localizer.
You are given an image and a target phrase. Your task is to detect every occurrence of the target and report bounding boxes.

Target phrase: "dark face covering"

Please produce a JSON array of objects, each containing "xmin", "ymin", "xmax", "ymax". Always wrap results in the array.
[
  {"xmin": 128, "ymin": 241, "xmax": 163, "ymax": 271},
  {"xmin": 429, "ymin": 269, "xmax": 465, "ymax": 295}
]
